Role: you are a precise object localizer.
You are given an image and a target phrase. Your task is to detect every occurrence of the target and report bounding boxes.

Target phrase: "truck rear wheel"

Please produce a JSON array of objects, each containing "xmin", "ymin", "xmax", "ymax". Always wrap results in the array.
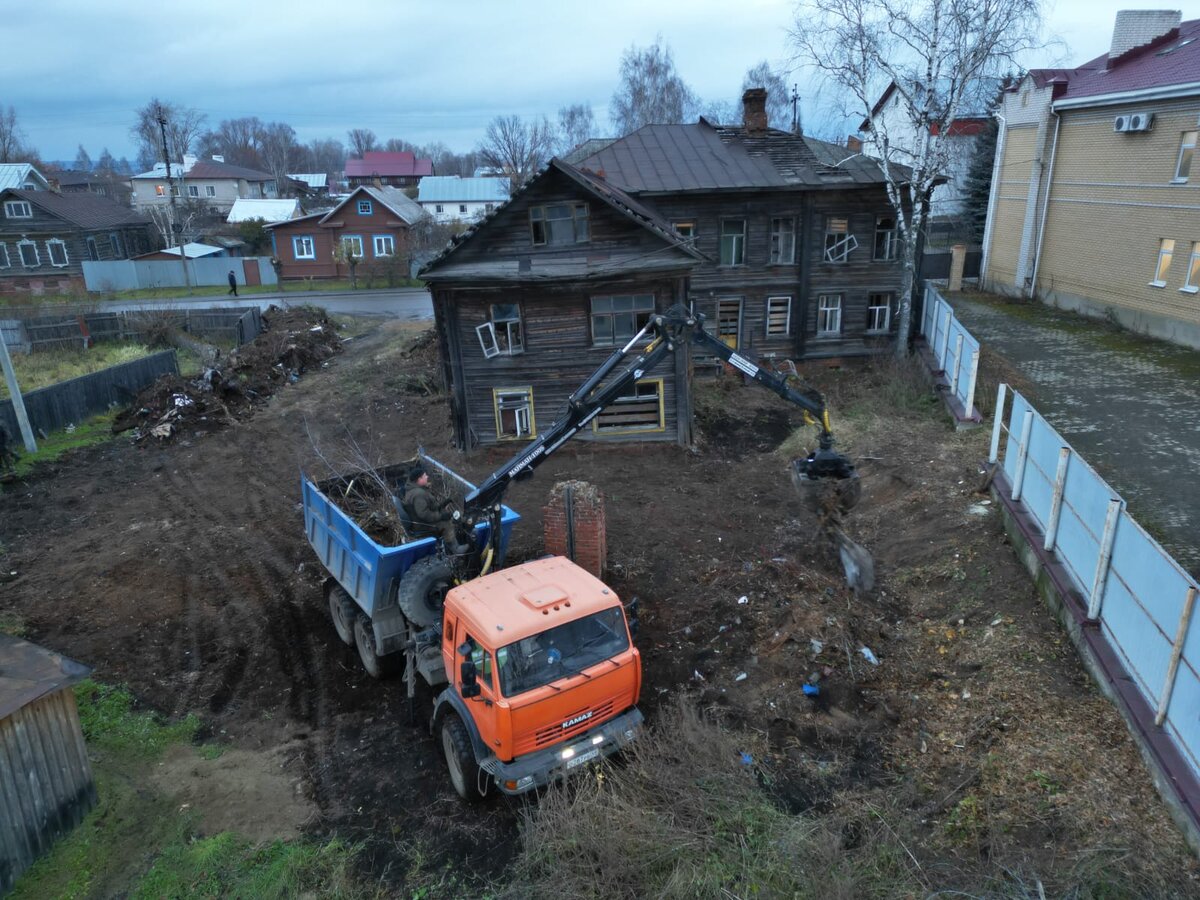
[
  {"xmin": 326, "ymin": 583, "xmax": 358, "ymax": 646},
  {"xmin": 440, "ymin": 712, "xmax": 490, "ymax": 801},
  {"xmin": 354, "ymin": 614, "xmax": 402, "ymax": 679},
  {"xmin": 399, "ymin": 556, "xmax": 454, "ymax": 629}
]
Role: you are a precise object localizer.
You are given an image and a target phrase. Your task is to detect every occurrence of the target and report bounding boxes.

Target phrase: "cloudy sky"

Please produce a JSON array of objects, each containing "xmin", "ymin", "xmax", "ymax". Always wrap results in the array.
[{"xmin": 4, "ymin": 0, "xmax": 1161, "ymax": 164}]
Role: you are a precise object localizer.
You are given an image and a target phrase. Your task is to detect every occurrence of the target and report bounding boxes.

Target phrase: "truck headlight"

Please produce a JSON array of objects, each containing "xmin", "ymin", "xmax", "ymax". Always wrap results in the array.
[
  {"xmin": 592, "ymin": 735, "xmax": 605, "ymax": 746},
  {"xmin": 561, "ymin": 747, "xmax": 575, "ymax": 760}
]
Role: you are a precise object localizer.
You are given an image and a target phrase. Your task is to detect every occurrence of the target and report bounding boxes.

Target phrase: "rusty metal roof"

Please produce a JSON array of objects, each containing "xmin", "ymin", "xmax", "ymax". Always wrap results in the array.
[{"xmin": 0, "ymin": 635, "xmax": 91, "ymax": 720}]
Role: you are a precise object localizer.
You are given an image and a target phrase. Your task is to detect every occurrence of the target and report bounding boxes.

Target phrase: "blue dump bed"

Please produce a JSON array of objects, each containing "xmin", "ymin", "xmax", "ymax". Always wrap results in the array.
[{"xmin": 301, "ymin": 453, "xmax": 519, "ymax": 618}]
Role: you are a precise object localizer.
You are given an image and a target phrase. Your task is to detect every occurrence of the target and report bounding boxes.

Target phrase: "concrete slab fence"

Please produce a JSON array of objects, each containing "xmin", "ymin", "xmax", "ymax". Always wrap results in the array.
[{"xmin": 918, "ymin": 282, "xmax": 983, "ymax": 424}]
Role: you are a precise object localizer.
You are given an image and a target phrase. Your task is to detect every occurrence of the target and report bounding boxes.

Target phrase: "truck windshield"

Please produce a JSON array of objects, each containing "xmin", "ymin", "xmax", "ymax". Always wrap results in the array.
[{"xmin": 497, "ymin": 607, "xmax": 629, "ymax": 697}]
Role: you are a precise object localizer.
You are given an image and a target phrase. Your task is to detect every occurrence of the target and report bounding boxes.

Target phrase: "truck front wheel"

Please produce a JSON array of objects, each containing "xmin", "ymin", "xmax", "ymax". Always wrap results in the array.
[
  {"xmin": 440, "ymin": 713, "xmax": 490, "ymax": 801},
  {"xmin": 354, "ymin": 614, "xmax": 401, "ymax": 679}
]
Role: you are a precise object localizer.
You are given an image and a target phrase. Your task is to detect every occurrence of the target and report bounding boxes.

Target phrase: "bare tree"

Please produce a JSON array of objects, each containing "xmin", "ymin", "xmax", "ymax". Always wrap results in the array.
[
  {"xmin": 556, "ymin": 103, "xmax": 595, "ymax": 155},
  {"xmin": 610, "ymin": 36, "xmax": 698, "ymax": 134},
  {"xmin": 347, "ymin": 128, "xmax": 378, "ymax": 158},
  {"xmin": 202, "ymin": 116, "xmax": 265, "ymax": 167},
  {"xmin": 741, "ymin": 61, "xmax": 793, "ymax": 129},
  {"xmin": 698, "ymin": 99, "xmax": 738, "ymax": 125},
  {"xmin": 477, "ymin": 115, "xmax": 556, "ymax": 194},
  {"xmin": 307, "ymin": 138, "xmax": 346, "ymax": 175},
  {"xmin": 790, "ymin": 0, "xmax": 1044, "ymax": 355},
  {"xmin": 73, "ymin": 144, "xmax": 92, "ymax": 171},
  {"xmin": 259, "ymin": 122, "xmax": 301, "ymax": 191},
  {"xmin": 131, "ymin": 99, "xmax": 207, "ymax": 171},
  {"xmin": 0, "ymin": 106, "xmax": 29, "ymax": 163},
  {"xmin": 384, "ymin": 137, "xmax": 418, "ymax": 154}
]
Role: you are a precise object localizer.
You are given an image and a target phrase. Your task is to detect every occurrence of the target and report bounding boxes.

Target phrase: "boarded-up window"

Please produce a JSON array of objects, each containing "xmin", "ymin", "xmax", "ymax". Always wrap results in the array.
[
  {"xmin": 765, "ymin": 296, "xmax": 791, "ymax": 335},
  {"xmin": 594, "ymin": 378, "xmax": 664, "ymax": 434},
  {"xmin": 717, "ymin": 298, "xmax": 742, "ymax": 347},
  {"xmin": 817, "ymin": 294, "xmax": 842, "ymax": 335},
  {"xmin": 494, "ymin": 388, "xmax": 535, "ymax": 439},
  {"xmin": 591, "ymin": 295, "xmax": 654, "ymax": 346}
]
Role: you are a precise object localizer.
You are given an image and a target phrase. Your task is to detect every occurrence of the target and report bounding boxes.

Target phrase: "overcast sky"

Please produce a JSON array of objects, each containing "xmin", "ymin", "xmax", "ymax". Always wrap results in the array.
[{"xmin": 4, "ymin": 0, "xmax": 1166, "ymax": 164}]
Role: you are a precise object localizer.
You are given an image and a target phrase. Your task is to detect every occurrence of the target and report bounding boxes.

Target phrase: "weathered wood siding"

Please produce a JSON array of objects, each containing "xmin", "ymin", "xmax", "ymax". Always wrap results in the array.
[
  {"xmin": 0, "ymin": 688, "xmax": 96, "ymax": 893},
  {"xmin": 438, "ymin": 275, "xmax": 689, "ymax": 447}
]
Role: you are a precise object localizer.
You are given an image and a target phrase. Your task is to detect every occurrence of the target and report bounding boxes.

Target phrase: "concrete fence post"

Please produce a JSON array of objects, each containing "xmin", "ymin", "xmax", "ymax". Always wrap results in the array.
[
  {"xmin": 950, "ymin": 333, "xmax": 965, "ymax": 397},
  {"xmin": 989, "ymin": 383, "xmax": 1009, "ymax": 464},
  {"xmin": 1157, "ymin": 586, "xmax": 1198, "ymax": 727},
  {"xmin": 1086, "ymin": 499, "xmax": 1124, "ymax": 621},
  {"xmin": 964, "ymin": 348, "xmax": 980, "ymax": 417},
  {"xmin": 939, "ymin": 304, "xmax": 952, "ymax": 367},
  {"xmin": 1043, "ymin": 447, "xmax": 1072, "ymax": 551},
  {"xmin": 1011, "ymin": 409, "xmax": 1034, "ymax": 502}
]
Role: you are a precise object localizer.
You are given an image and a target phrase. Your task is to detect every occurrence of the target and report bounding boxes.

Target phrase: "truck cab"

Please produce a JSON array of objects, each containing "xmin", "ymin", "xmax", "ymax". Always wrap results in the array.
[{"xmin": 433, "ymin": 556, "xmax": 643, "ymax": 799}]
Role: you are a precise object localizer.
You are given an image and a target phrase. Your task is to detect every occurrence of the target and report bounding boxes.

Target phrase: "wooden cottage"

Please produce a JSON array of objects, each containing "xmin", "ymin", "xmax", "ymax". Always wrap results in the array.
[
  {"xmin": 0, "ymin": 636, "xmax": 95, "ymax": 891},
  {"xmin": 421, "ymin": 159, "xmax": 704, "ymax": 448},
  {"xmin": 422, "ymin": 90, "xmax": 913, "ymax": 449}
]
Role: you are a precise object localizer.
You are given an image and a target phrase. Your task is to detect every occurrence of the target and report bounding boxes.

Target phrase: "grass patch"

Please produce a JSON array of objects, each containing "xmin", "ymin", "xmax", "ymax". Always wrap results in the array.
[
  {"xmin": 7, "ymin": 412, "xmax": 119, "ymax": 478},
  {"xmin": 0, "ymin": 343, "xmax": 154, "ymax": 398},
  {"xmin": 0, "ymin": 611, "xmax": 27, "ymax": 637},
  {"xmin": 12, "ymin": 681, "xmax": 373, "ymax": 898}
]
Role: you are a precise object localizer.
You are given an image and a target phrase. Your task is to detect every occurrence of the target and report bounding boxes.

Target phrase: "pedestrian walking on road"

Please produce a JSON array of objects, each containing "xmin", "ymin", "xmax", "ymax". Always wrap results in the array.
[{"xmin": 227, "ymin": 270, "xmax": 238, "ymax": 296}]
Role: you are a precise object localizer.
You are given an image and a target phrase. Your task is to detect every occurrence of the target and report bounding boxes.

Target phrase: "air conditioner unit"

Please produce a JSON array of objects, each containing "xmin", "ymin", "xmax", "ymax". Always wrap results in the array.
[
  {"xmin": 1113, "ymin": 115, "xmax": 1130, "ymax": 132},
  {"xmin": 1128, "ymin": 112, "xmax": 1155, "ymax": 132}
]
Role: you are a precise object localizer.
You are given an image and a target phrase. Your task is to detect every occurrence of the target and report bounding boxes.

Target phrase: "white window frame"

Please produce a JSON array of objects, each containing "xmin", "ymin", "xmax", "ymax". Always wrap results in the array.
[
  {"xmin": 46, "ymin": 238, "xmax": 69, "ymax": 267},
  {"xmin": 435, "ymin": 203, "xmax": 444, "ymax": 213},
  {"xmin": 816, "ymin": 294, "xmax": 842, "ymax": 336},
  {"xmin": 719, "ymin": 219, "xmax": 746, "ymax": 266},
  {"xmin": 1174, "ymin": 131, "xmax": 1197, "ymax": 183},
  {"xmin": 494, "ymin": 387, "xmax": 536, "ymax": 439},
  {"xmin": 866, "ymin": 293, "xmax": 892, "ymax": 333},
  {"xmin": 476, "ymin": 304, "xmax": 524, "ymax": 357},
  {"xmin": 4, "ymin": 200, "xmax": 31, "ymax": 219},
  {"xmin": 17, "ymin": 239, "xmax": 39, "ymax": 268},
  {"xmin": 765, "ymin": 296, "xmax": 792, "ymax": 336},
  {"xmin": 1151, "ymin": 238, "xmax": 1174, "ymax": 287},
  {"xmin": 341, "ymin": 235, "xmax": 364, "ymax": 258},
  {"xmin": 373, "ymin": 234, "xmax": 395, "ymax": 257},
  {"xmin": 769, "ymin": 217, "xmax": 795, "ymax": 264},
  {"xmin": 0, "ymin": 243, "xmax": 9, "ymax": 268},
  {"xmin": 187, "ymin": 184, "xmax": 199, "ymax": 198},
  {"xmin": 1182, "ymin": 241, "xmax": 1200, "ymax": 294},
  {"xmin": 824, "ymin": 217, "xmax": 858, "ymax": 263},
  {"xmin": 874, "ymin": 216, "xmax": 899, "ymax": 261},
  {"xmin": 357, "ymin": 200, "xmax": 373, "ymax": 215},
  {"xmin": 293, "ymin": 235, "xmax": 316, "ymax": 259},
  {"xmin": 205, "ymin": 185, "xmax": 216, "ymax": 197}
]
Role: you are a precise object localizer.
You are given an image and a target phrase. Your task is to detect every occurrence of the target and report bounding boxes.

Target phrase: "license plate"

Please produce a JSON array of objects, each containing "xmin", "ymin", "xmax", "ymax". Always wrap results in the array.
[{"xmin": 566, "ymin": 747, "xmax": 599, "ymax": 769}]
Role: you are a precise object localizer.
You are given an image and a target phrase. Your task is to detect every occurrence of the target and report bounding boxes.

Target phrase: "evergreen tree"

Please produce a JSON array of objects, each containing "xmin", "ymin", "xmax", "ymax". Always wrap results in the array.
[{"xmin": 961, "ymin": 115, "xmax": 999, "ymax": 244}]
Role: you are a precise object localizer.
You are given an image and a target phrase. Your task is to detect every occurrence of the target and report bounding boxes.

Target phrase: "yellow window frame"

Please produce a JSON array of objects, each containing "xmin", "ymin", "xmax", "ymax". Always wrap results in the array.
[
  {"xmin": 492, "ymin": 386, "xmax": 537, "ymax": 441},
  {"xmin": 592, "ymin": 376, "xmax": 665, "ymax": 435}
]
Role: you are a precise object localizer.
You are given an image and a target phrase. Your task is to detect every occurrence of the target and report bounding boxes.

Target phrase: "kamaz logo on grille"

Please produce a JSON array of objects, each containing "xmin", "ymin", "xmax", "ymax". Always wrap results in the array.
[{"xmin": 562, "ymin": 711, "xmax": 593, "ymax": 729}]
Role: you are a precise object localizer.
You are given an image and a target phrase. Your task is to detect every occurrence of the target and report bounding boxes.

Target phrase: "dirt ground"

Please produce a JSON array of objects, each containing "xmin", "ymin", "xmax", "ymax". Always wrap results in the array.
[{"xmin": 2, "ymin": 318, "xmax": 1197, "ymax": 894}]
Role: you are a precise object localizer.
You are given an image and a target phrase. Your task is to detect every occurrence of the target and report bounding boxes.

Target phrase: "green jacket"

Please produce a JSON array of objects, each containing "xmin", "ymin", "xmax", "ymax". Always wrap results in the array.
[{"xmin": 404, "ymin": 484, "xmax": 450, "ymax": 526}]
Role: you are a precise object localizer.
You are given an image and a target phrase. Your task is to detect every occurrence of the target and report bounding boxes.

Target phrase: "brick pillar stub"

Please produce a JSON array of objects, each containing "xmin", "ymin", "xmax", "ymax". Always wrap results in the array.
[{"xmin": 543, "ymin": 480, "xmax": 607, "ymax": 578}]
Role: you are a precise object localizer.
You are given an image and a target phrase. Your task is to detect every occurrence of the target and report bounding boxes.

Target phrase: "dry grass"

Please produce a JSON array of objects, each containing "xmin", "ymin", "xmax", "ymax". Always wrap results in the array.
[{"xmin": 0, "ymin": 343, "xmax": 154, "ymax": 398}]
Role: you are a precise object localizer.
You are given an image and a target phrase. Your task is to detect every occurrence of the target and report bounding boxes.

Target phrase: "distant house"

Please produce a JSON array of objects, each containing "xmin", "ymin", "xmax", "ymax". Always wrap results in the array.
[
  {"xmin": 344, "ymin": 151, "xmax": 433, "ymax": 189},
  {"xmin": 51, "ymin": 169, "xmax": 133, "ymax": 204},
  {"xmin": 289, "ymin": 173, "xmax": 329, "ymax": 198},
  {"xmin": 265, "ymin": 185, "xmax": 426, "ymax": 280},
  {"xmin": 134, "ymin": 242, "xmax": 227, "ymax": 261},
  {"xmin": 130, "ymin": 155, "xmax": 277, "ymax": 214},
  {"xmin": 0, "ymin": 188, "xmax": 153, "ymax": 295},
  {"xmin": 0, "ymin": 163, "xmax": 49, "ymax": 192},
  {"xmin": 417, "ymin": 176, "xmax": 508, "ymax": 223},
  {"xmin": 226, "ymin": 198, "xmax": 301, "ymax": 224},
  {"xmin": 982, "ymin": 10, "xmax": 1200, "ymax": 349}
]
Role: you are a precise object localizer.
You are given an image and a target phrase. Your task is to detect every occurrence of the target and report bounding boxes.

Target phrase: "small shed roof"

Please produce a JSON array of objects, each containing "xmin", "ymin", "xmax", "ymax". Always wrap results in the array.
[
  {"xmin": 226, "ymin": 198, "xmax": 301, "ymax": 223},
  {"xmin": 418, "ymin": 176, "xmax": 508, "ymax": 204},
  {"xmin": 136, "ymin": 242, "xmax": 224, "ymax": 259},
  {"xmin": 289, "ymin": 173, "xmax": 328, "ymax": 189},
  {"xmin": 0, "ymin": 635, "xmax": 91, "ymax": 720},
  {"xmin": 0, "ymin": 163, "xmax": 49, "ymax": 192}
]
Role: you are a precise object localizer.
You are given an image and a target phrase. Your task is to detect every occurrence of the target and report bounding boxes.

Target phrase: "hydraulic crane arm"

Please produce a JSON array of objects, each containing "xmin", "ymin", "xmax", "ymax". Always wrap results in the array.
[{"xmin": 461, "ymin": 303, "xmax": 856, "ymax": 527}]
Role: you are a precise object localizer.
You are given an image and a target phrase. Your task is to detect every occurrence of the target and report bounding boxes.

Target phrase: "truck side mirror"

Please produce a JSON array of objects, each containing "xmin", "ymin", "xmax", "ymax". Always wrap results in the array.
[
  {"xmin": 626, "ymin": 596, "xmax": 640, "ymax": 638},
  {"xmin": 460, "ymin": 659, "xmax": 481, "ymax": 698}
]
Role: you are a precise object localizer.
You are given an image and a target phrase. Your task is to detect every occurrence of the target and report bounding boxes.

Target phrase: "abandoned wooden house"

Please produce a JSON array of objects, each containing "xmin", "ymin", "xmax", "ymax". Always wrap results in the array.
[{"xmin": 421, "ymin": 89, "xmax": 910, "ymax": 448}]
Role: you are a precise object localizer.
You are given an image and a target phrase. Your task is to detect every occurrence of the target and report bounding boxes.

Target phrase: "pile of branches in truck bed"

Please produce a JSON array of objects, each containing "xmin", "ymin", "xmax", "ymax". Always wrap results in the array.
[
  {"xmin": 324, "ymin": 471, "xmax": 411, "ymax": 546},
  {"xmin": 114, "ymin": 306, "xmax": 342, "ymax": 443}
]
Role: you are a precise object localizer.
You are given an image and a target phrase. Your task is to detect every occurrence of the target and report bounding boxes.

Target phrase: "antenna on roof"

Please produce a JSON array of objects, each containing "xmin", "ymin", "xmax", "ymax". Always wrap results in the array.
[{"xmin": 791, "ymin": 84, "xmax": 803, "ymax": 135}]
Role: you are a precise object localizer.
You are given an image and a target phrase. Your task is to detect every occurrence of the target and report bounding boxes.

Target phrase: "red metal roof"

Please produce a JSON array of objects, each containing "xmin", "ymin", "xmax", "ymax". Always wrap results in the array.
[{"xmin": 344, "ymin": 151, "xmax": 433, "ymax": 178}]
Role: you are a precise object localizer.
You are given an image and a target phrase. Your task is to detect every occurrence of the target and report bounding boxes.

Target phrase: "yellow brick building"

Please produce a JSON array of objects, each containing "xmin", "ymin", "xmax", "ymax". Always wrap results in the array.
[{"xmin": 982, "ymin": 10, "xmax": 1200, "ymax": 349}]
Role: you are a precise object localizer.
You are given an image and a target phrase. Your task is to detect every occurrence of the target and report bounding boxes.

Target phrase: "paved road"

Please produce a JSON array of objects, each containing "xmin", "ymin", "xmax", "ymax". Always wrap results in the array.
[
  {"xmin": 98, "ymin": 287, "xmax": 434, "ymax": 320},
  {"xmin": 948, "ymin": 294, "xmax": 1200, "ymax": 571}
]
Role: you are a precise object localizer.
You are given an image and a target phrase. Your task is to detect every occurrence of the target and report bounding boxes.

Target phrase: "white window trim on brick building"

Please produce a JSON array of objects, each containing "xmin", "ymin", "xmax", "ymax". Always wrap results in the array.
[
  {"xmin": 1174, "ymin": 131, "xmax": 1197, "ymax": 183},
  {"xmin": 1183, "ymin": 242, "xmax": 1200, "ymax": 294},
  {"xmin": 1151, "ymin": 238, "xmax": 1175, "ymax": 287}
]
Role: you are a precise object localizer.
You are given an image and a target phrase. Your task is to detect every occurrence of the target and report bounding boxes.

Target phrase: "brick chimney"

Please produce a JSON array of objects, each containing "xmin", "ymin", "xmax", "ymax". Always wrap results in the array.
[
  {"xmin": 847, "ymin": 135, "xmax": 863, "ymax": 153},
  {"xmin": 742, "ymin": 88, "xmax": 768, "ymax": 133},
  {"xmin": 1109, "ymin": 9, "xmax": 1180, "ymax": 60}
]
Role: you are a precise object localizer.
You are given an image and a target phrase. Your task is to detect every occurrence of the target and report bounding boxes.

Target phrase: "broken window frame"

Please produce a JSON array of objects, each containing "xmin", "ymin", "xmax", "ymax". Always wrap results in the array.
[
  {"xmin": 816, "ymin": 293, "xmax": 842, "ymax": 336},
  {"xmin": 493, "ymin": 387, "xmax": 536, "ymax": 440},
  {"xmin": 476, "ymin": 303, "xmax": 524, "ymax": 357},
  {"xmin": 874, "ymin": 216, "xmax": 899, "ymax": 261},
  {"xmin": 823, "ymin": 217, "xmax": 858, "ymax": 263},
  {"xmin": 769, "ymin": 217, "xmax": 795, "ymax": 264},
  {"xmin": 529, "ymin": 203, "xmax": 590, "ymax": 246}
]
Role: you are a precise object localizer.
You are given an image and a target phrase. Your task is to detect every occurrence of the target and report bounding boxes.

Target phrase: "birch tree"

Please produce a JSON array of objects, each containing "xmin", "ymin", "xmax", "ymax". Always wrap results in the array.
[
  {"xmin": 610, "ymin": 37, "xmax": 698, "ymax": 133},
  {"xmin": 790, "ymin": 0, "xmax": 1043, "ymax": 355},
  {"xmin": 477, "ymin": 115, "xmax": 556, "ymax": 194}
]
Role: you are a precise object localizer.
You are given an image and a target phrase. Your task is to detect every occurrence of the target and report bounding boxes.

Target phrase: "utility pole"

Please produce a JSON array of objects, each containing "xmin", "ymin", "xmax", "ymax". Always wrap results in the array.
[
  {"xmin": 791, "ymin": 84, "xmax": 802, "ymax": 135},
  {"xmin": 157, "ymin": 109, "xmax": 191, "ymax": 291},
  {"xmin": 0, "ymin": 332, "xmax": 37, "ymax": 454}
]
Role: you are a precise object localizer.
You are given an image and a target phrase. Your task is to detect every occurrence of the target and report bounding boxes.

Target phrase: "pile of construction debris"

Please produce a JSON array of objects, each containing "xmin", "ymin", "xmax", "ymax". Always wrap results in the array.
[{"xmin": 114, "ymin": 307, "xmax": 341, "ymax": 443}]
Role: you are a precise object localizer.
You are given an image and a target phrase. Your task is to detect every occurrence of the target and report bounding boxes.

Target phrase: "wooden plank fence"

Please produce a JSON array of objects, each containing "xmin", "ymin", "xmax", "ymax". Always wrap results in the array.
[{"xmin": 0, "ymin": 306, "xmax": 262, "ymax": 353}]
